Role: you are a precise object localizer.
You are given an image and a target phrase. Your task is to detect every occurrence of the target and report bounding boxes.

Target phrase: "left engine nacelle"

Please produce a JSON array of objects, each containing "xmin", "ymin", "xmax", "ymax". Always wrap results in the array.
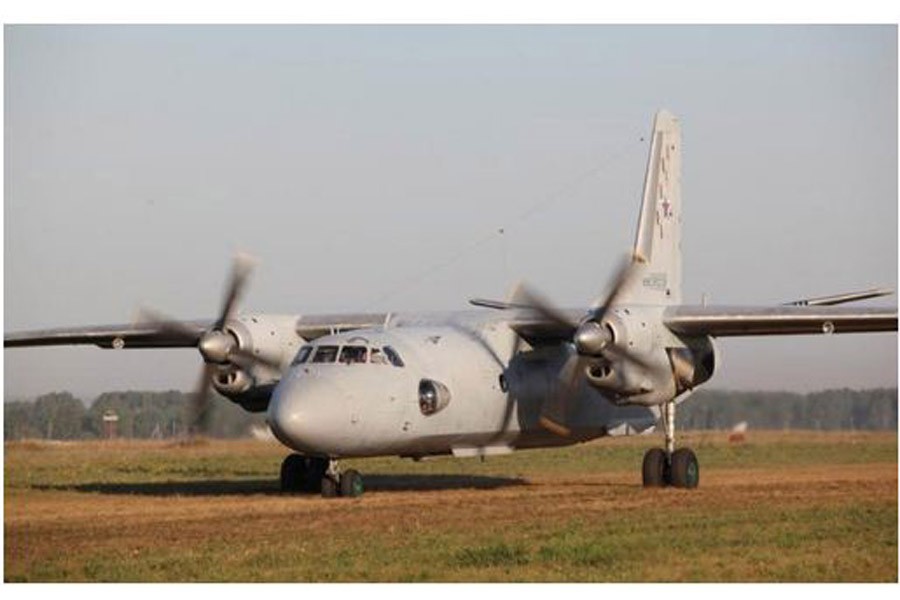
[{"xmin": 212, "ymin": 314, "xmax": 305, "ymax": 412}]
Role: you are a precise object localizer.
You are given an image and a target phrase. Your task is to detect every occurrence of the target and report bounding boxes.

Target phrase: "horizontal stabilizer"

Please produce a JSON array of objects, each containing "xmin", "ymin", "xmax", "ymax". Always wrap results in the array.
[{"xmin": 469, "ymin": 298, "xmax": 535, "ymax": 311}]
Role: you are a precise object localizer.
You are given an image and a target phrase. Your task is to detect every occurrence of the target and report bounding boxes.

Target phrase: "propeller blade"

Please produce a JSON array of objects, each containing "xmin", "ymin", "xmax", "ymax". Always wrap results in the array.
[
  {"xmin": 189, "ymin": 362, "xmax": 216, "ymax": 435},
  {"xmin": 214, "ymin": 254, "xmax": 256, "ymax": 330},
  {"xmin": 539, "ymin": 350, "xmax": 591, "ymax": 437},
  {"xmin": 592, "ymin": 254, "xmax": 639, "ymax": 320},
  {"xmin": 513, "ymin": 285, "xmax": 579, "ymax": 329},
  {"xmin": 135, "ymin": 308, "xmax": 206, "ymax": 344}
]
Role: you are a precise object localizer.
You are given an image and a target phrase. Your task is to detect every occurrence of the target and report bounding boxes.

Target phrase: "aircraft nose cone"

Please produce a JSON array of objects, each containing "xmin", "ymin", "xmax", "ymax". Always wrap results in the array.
[
  {"xmin": 267, "ymin": 375, "xmax": 345, "ymax": 454},
  {"xmin": 267, "ymin": 379, "xmax": 307, "ymax": 449}
]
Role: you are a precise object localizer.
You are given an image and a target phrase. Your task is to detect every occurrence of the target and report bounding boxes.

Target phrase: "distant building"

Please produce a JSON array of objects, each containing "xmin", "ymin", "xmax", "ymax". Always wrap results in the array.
[{"xmin": 102, "ymin": 410, "xmax": 119, "ymax": 439}]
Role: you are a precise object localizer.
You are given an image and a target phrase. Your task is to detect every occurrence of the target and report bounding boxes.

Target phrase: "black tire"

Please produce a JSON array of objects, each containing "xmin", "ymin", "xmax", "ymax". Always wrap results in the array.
[
  {"xmin": 670, "ymin": 447, "xmax": 700, "ymax": 489},
  {"xmin": 301, "ymin": 457, "xmax": 328, "ymax": 493},
  {"xmin": 339, "ymin": 469, "xmax": 364, "ymax": 498},
  {"xmin": 280, "ymin": 454, "xmax": 305, "ymax": 492},
  {"xmin": 321, "ymin": 476, "xmax": 339, "ymax": 498},
  {"xmin": 642, "ymin": 447, "xmax": 668, "ymax": 487}
]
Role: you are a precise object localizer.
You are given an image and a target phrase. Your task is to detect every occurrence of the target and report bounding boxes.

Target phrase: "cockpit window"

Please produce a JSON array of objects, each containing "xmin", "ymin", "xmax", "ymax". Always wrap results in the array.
[
  {"xmin": 311, "ymin": 345, "xmax": 339, "ymax": 363},
  {"xmin": 383, "ymin": 345, "xmax": 405, "ymax": 367},
  {"xmin": 339, "ymin": 345, "xmax": 368, "ymax": 365},
  {"xmin": 291, "ymin": 345, "xmax": 313, "ymax": 366},
  {"xmin": 370, "ymin": 348, "xmax": 387, "ymax": 365}
]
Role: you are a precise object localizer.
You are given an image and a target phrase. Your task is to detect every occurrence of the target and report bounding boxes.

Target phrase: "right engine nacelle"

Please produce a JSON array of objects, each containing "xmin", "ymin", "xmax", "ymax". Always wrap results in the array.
[{"xmin": 667, "ymin": 336, "xmax": 717, "ymax": 394}]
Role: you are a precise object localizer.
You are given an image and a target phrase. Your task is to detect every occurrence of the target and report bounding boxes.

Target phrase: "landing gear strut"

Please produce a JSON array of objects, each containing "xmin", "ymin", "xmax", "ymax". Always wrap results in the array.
[
  {"xmin": 280, "ymin": 454, "xmax": 365, "ymax": 498},
  {"xmin": 642, "ymin": 400, "xmax": 699, "ymax": 489}
]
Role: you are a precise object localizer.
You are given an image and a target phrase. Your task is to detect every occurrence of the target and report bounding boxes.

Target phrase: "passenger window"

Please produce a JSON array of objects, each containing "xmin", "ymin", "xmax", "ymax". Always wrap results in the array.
[
  {"xmin": 339, "ymin": 345, "xmax": 368, "ymax": 365},
  {"xmin": 311, "ymin": 345, "xmax": 339, "ymax": 363},
  {"xmin": 383, "ymin": 346, "xmax": 405, "ymax": 367},
  {"xmin": 291, "ymin": 345, "xmax": 313, "ymax": 366},
  {"xmin": 370, "ymin": 348, "xmax": 387, "ymax": 365}
]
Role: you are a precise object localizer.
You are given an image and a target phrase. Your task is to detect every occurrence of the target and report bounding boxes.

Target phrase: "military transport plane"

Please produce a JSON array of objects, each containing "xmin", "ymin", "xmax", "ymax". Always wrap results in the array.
[{"xmin": 5, "ymin": 111, "xmax": 896, "ymax": 498}]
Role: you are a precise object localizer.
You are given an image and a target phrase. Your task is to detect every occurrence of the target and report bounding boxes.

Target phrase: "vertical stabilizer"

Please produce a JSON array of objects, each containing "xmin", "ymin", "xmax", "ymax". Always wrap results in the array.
[{"xmin": 619, "ymin": 110, "xmax": 682, "ymax": 305}]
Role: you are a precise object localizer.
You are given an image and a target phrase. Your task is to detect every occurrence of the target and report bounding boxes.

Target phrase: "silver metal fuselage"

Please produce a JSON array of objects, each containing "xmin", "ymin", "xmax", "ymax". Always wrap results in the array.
[{"xmin": 266, "ymin": 313, "xmax": 659, "ymax": 459}]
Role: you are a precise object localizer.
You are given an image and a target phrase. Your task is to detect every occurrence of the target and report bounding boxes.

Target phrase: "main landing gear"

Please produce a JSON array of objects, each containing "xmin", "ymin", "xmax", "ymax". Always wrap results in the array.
[
  {"xmin": 280, "ymin": 453, "xmax": 365, "ymax": 498},
  {"xmin": 642, "ymin": 399, "xmax": 699, "ymax": 489}
]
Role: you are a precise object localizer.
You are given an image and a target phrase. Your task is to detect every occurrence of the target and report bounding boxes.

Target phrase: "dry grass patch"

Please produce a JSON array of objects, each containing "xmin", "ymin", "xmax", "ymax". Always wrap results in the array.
[{"xmin": 5, "ymin": 431, "xmax": 896, "ymax": 582}]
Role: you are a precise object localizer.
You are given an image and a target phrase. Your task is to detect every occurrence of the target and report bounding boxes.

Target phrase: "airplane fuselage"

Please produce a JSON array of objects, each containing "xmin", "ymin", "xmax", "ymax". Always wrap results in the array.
[{"xmin": 267, "ymin": 320, "xmax": 660, "ymax": 459}]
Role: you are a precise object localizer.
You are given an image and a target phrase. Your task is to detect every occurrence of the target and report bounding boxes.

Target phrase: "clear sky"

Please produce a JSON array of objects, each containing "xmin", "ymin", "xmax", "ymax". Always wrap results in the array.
[{"xmin": 3, "ymin": 25, "xmax": 897, "ymax": 401}]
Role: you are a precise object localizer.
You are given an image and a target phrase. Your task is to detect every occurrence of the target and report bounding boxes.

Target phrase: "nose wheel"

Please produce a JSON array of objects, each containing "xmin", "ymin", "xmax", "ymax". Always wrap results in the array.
[
  {"xmin": 642, "ymin": 400, "xmax": 699, "ymax": 489},
  {"xmin": 280, "ymin": 454, "xmax": 365, "ymax": 498}
]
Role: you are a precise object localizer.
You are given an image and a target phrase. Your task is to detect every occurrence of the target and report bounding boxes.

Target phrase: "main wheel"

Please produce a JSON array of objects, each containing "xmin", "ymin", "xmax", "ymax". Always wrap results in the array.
[
  {"xmin": 642, "ymin": 447, "xmax": 668, "ymax": 487},
  {"xmin": 340, "ymin": 469, "xmax": 364, "ymax": 498},
  {"xmin": 280, "ymin": 454, "xmax": 306, "ymax": 492},
  {"xmin": 669, "ymin": 447, "xmax": 699, "ymax": 489}
]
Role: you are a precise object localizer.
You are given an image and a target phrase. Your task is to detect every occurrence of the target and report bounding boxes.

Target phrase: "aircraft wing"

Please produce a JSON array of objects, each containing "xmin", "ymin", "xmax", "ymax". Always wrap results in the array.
[
  {"xmin": 663, "ymin": 305, "xmax": 897, "ymax": 337},
  {"xmin": 3, "ymin": 313, "xmax": 392, "ymax": 349},
  {"xmin": 3, "ymin": 321, "xmax": 213, "ymax": 349}
]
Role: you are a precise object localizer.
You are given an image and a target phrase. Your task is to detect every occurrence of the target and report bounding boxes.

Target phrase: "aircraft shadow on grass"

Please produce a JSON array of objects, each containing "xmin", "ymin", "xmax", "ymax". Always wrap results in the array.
[{"xmin": 34, "ymin": 473, "xmax": 527, "ymax": 497}]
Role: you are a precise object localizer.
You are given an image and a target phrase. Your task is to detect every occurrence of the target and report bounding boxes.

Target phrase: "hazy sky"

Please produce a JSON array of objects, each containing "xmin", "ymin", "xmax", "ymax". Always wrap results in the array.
[{"xmin": 3, "ymin": 25, "xmax": 897, "ymax": 401}]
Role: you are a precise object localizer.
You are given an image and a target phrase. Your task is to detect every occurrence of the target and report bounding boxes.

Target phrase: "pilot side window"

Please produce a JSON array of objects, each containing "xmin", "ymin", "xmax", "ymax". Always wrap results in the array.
[
  {"xmin": 291, "ymin": 345, "xmax": 313, "ymax": 366},
  {"xmin": 311, "ymin": 345, "xmax": 339, "ymax": 363},
  {"xmin": 383, "ymin": 346, "xmax": 405, "ymax": 367},
  {"xmin": 339, "ymin": 345, "xmax": 368, "ymax": 365},
  {"xmin": 370, "ymin": 348, "xmax": 387, "ymax": 365}
]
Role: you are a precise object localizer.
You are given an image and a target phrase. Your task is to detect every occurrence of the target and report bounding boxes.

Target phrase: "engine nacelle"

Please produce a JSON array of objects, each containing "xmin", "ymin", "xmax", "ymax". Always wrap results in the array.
[
  {"xmin": 667, "ymin": 336, "xmax": 717, "ymax": 394},
  {"xmin": 212, "ymin": 314, "xmax": 306, "ymax": 411},
  {"xmin": 581, "ymin": 307, "xmax": 717, "ymax": 407},
  {"xmin": 582, "ymin": 306, "xmax": 664, "ymax": 403}
]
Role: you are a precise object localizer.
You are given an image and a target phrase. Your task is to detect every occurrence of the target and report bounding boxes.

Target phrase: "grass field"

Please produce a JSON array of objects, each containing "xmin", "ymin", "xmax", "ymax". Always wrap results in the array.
[{"xmin": 4, "ymin": 431, "xmax": 897, "ymax": 582}]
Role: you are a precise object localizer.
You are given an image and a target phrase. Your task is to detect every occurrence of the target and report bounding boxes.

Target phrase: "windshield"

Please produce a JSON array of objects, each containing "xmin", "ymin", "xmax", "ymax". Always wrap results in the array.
[
  {"xmin": 311, "ymin": 345, "xmax": 339, "ymax": 363},
  {"xmin": 339, "ymin": 345, "xmax": 368, "ymax": 364},
  {"xmin": 383, "ymin": 346, "xmax": 404, "ymax": 367},
  {"xmin": 291, "ymin": 345, "xmax": 313, "ymax": 366},
  {"xmin": 305, "ymin": 344, "xmax": 403, "ymax": 366}
]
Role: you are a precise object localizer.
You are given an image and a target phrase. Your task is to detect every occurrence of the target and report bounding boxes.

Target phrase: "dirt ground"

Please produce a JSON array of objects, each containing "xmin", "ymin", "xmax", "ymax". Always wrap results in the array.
[{"xmin": 4, "ymin": 432, "xmax": 898, "ymax": 582}]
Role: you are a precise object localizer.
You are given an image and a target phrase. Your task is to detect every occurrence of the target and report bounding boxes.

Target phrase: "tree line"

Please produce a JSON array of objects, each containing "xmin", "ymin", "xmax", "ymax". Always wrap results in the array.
[
  {"xmin": 3, "ymin": 391, "xmax": 266, "ymax": 441},
  {"xmin": 3, "ymin": 387, "xmax": 897, "ymax": 441},
  {"xmin": 678, "ymin": 387, "xmax": 897, "ymax": 431}
]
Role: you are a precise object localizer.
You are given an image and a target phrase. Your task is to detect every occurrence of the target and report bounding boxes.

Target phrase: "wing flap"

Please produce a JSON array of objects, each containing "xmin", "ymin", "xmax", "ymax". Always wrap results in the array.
[{"xmin": 664, "ymin": 305, "xmax": 897, "ymax": 337}]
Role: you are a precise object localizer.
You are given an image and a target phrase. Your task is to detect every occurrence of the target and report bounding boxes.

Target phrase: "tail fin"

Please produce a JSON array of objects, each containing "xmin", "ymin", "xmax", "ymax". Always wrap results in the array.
[{"xmin": 619, "ymin": 110, "xmax": 682, "ymax": 305}]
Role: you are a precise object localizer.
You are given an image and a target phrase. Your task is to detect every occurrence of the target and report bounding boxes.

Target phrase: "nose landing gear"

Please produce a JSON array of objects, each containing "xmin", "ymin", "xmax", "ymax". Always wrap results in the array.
[
  {"xmin": 280, "ymin": 454, "xmax": 365, "ymax": 498},
  {"xmin": 642, "ymin": 399, "xmax": 699, "ymax": 489}
]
